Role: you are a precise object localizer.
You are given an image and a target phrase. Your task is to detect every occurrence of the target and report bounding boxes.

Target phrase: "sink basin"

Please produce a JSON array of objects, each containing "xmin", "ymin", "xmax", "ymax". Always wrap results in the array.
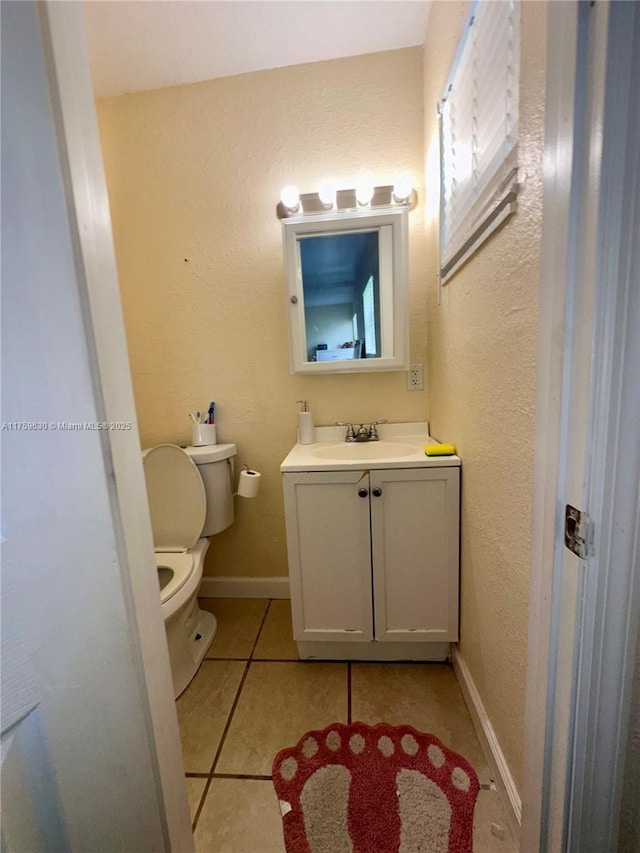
[{"xmin": 311, "ymin": 441, "xmax": 416, "ymax": 461}]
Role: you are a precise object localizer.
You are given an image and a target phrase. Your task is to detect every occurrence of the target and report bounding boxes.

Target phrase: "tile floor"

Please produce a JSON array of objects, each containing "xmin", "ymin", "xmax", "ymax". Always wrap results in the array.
[{"xmin": 178, "ymin": 598, "xmax": 517, "ymax": 852}]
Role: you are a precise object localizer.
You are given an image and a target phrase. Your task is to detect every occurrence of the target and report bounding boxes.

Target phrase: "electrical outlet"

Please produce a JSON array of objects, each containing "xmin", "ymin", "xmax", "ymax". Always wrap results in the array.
[{"xmin": 407, "ymin": 363, "xmax": 424, "ymax": 391}]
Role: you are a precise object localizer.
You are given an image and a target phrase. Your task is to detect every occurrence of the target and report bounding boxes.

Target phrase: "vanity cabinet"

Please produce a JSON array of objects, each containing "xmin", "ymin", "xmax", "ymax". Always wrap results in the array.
[{"xmin": 282, "ymin": 465, "xmax": 460, "ymax": 660}]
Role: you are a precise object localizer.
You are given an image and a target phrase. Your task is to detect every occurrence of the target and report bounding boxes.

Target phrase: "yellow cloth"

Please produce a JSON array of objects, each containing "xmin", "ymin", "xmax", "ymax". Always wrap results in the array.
[{"xmin": 424, "ymin": 443, "xmax": 456, "ymax": 456}]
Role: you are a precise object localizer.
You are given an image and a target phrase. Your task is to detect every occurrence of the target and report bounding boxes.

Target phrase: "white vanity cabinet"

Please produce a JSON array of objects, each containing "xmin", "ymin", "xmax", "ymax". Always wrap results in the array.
[{"xmin": 282, "ymin": 464, "xmax": 460, "ymax": 661}]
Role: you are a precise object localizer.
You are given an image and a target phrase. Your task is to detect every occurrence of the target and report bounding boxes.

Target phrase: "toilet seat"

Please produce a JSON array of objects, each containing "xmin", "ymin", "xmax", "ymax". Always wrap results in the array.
[
  {"xmin": 143, "ymin": 444, "xmax": 207, "ymax": 552},
  {"xmin": 157, "ymin": 552, "xmax": 194, "ymax": 605}
]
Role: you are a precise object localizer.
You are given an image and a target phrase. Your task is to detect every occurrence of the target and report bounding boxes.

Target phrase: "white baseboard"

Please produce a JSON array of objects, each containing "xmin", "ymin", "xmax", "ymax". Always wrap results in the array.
[
  {"xmin": 199, "ymin": 576, "xmax": 290, "ymax": 599},
  {"xmin": 451, "ymin": 647, "xmax": 522, "ymax": 843}
]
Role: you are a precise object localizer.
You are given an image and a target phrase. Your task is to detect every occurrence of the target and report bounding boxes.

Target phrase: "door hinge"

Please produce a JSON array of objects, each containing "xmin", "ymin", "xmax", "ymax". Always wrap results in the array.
[{"xmin": 564, "ymin": 504, "xmax": 594, "ymax": 559}]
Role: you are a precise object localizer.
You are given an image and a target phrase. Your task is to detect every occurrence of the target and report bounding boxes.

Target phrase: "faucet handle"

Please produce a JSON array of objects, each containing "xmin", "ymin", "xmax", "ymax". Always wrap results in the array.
[
  {"xmin": 368, "ymin": 419, "xmax": 388, "ymax": 440},
  {"xmin": 336, "ymin": 421, "xmax": 356, "ymax": 441}
]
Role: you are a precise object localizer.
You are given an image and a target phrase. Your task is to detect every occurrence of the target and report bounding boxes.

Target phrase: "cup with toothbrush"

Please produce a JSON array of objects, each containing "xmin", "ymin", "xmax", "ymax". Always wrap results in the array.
[{"xmin": 190, "ymin": 402, "xmax": 217, "ymax": 446}]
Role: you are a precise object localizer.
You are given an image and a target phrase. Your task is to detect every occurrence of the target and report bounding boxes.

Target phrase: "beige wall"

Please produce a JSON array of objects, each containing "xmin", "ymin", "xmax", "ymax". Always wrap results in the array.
[
  {"xmin": 423, "ymin": 2, "xmax": 547, "ymax": 795},
  {"xmin": 97, "ymin": 48, "xmax": 428, "ymax": 580}
]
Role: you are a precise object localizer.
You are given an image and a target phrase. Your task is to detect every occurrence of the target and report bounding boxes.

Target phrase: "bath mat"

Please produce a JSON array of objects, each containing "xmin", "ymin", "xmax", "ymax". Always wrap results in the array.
[{"xmin": 272, "ymin": 721, "xmax": 479, "ymax": 853}]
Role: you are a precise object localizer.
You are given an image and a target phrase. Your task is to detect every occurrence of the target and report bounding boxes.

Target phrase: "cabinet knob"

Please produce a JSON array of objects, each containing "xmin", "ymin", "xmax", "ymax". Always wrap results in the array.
[
  {"xmin": 290, "ymin": 295, "xmax": 298, "ymax": 304},
  {"xmin": 358, "ymin": 488, "xmax": 369, "ymax": 498},
  {"xmin": 372, "ymin": 487, "xmax": 383, "ymax": 497}
]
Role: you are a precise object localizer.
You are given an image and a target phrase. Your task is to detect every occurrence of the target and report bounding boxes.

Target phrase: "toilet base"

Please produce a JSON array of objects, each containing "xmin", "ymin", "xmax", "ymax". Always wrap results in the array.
[{"xmin": 166, "ymin": 597, "xmax": 217, "ymax": 698}]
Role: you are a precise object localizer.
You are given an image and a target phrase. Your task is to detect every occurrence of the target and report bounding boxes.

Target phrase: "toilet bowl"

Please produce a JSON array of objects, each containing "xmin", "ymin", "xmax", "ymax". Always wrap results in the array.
[{"xmin": 143, "ymin": 442, "xmax": 237, "ymax": 698}]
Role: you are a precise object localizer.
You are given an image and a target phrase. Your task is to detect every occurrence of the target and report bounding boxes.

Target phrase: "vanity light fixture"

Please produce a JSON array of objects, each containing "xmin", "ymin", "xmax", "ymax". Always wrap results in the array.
[
  {"xmin": 276, "ymin": 180, "xmax": 417, "ymax": 219},
  {"xmin": 392, "ymin": 175, "xmax": 414, "ymax": 203},
  {"xmin": 280, "ymin": 185, "xmax": 300, "ymax": 213},
  {"xmin": 318, "ymin": 180, "xmax": 337, "ymax": 209},
  {"xmin": 355, "ymin": 180, "xmax": 375, "ymax": 206}
]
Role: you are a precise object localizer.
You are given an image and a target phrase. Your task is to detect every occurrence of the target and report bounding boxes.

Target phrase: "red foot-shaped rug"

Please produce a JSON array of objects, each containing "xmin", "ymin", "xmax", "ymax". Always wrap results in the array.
[{"xmin": 272, "ymin": 721, "xmax": 480, "ymax": 853}]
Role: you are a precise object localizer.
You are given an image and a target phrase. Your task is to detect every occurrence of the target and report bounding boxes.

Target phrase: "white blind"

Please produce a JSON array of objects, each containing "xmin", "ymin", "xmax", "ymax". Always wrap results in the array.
[
  {"xmin": 439, "ymin": 0, "xmax": 520, "ymax": 281},
  {"xmin": 363, "ymin": 276, "xmax": 377, "ymax": 356}
]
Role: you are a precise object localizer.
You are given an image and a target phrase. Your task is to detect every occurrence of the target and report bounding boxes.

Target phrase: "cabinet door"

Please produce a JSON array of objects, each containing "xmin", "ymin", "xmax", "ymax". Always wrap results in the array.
[
  {"xmin": 283, "ymin": 471, "xmax": 373, "ymax": 642},
  {"xmin": 370, "ymin": 467, "xmax": 459, "ymax": 642}
]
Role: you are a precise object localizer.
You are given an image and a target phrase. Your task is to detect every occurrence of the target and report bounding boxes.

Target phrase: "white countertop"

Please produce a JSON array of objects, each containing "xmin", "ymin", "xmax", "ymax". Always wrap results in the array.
[{"xmin": 280, "ymin": 422, "xmax": 461, "ymax": 472}]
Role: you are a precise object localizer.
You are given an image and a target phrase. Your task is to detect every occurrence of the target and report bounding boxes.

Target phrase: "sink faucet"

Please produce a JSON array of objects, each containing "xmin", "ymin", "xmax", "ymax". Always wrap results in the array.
[
  {"xmin": 336, "ymin": 419, "xmax": 387, "ymax": 442},
  {"xmin": 368, "ymin": 419, "xmax": 387, "ymax": 440}
]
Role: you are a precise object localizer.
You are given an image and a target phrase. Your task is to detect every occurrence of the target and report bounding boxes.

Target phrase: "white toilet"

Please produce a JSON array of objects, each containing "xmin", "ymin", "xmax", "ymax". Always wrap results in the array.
[{"xmin": 142, "ymin": 442, "xmax": 237, "ymax": 697}]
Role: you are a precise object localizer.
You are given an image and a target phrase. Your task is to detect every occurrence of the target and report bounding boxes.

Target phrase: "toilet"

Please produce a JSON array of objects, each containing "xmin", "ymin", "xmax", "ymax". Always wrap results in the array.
[{"xmin": 142, "ymin": 442, "xmax": 237, "ymax": 697}]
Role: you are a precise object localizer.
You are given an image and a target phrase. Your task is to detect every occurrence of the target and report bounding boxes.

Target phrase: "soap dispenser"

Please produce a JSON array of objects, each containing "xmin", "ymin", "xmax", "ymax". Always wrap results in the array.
[{"xmin": 297, "ymin": 400, "xmax": 315, "ymax": 445}]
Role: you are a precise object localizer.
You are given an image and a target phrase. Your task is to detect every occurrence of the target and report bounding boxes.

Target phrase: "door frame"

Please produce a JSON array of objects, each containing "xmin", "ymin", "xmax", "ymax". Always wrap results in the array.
[
  {"xmin": 41, "ymin": 0, "xmax": 640, "ymax": 848},
  {"xmin": 39, "ymin": 3, "xmax": 194, "ymax": 849},
  {"xmin": 522, "ymin": 1, "xmax": 640, "ymax": 849}
]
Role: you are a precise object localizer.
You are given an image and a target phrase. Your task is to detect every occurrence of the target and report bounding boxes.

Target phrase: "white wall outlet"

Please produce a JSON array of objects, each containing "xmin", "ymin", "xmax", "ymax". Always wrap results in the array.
[{"xmin": 407, "ymin": 363, "xmax": 424, "ymax": 391}]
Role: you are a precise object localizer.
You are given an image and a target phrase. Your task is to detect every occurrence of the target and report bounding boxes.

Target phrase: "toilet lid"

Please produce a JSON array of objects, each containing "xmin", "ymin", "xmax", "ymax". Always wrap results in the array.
[{"xmin": 143, "ymin": 444, "xmax": 206, "ymax": 551}]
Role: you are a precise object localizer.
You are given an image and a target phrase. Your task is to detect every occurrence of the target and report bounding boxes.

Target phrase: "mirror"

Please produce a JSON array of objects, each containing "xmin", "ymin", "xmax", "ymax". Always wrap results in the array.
[{"xmin": 282, "ymin": 208, "xmax": 409, "ymax": 374}]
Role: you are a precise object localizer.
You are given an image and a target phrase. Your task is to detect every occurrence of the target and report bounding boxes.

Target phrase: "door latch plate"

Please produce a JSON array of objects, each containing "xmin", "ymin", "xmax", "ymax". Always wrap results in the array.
[{"xmin": 564, "ymin": 504, "xmax": 594, "ymax": 559}]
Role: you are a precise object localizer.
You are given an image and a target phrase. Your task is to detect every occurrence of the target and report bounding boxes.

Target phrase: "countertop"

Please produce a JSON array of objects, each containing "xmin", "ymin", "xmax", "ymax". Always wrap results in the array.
[{"xmin": 280, "ymin": 422, "xmax": 461, "ymax": 472}]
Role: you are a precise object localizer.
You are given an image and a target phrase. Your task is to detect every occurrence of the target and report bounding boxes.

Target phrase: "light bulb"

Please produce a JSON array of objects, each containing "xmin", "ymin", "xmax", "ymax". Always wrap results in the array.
[
  {"xmin": 393, "ymin": 175, "xmax": 413, "ymax": 203},
  {"xmin": 280, "ymin": 185, "xmax": 300, "ymax": 211},
  {"xmin": 318, "ymin": 180, "xmax": 336, "ymax": 208},
  {"xmin": 355, "ymin": 180, "xmax": 374, "ymax": 206}
]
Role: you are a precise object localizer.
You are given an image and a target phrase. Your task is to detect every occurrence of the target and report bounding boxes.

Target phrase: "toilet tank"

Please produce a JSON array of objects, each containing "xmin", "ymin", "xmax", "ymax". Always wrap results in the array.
[{"xmin": 184, "ymin": 443, "xmax": 237, "ymax": 536}]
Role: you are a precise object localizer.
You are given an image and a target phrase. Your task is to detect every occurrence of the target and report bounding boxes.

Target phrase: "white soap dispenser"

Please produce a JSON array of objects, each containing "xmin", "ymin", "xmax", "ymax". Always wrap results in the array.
[{"xmin": 297, "ymin": 400, "xmax": 315, "ymax": 445}]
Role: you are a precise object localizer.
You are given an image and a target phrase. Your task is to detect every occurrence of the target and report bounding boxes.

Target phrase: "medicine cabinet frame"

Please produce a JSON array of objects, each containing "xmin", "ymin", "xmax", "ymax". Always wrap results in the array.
[{"xmin": 282, "ymin": 207, "xmax": 409, "ymax": 375}]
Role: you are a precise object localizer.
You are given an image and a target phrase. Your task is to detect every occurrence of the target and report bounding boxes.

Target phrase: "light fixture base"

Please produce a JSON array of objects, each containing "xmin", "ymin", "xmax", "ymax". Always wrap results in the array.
[{"xmin": 276, "ymin": 185, "xmax": 417, "ymax": 219}]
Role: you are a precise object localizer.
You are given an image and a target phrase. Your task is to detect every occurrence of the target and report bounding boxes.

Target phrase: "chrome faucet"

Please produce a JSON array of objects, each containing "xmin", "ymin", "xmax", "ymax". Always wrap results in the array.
[
  {"xmin": 336, "ymin": 421, "xmax": 356, "ymax": 441},
  {"xmin": 336, "ymin": 419, "xmax": 387, "ymax": 442},
  {"xmin": 368, "ymin": 419, "xmax": 387, "ymax": 441}
]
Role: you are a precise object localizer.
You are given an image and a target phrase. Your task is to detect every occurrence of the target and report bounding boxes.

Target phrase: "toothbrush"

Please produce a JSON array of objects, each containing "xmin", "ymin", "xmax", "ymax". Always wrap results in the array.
[
  {"xmin": 207, "ymin": 402, "xmax": 215, "ymax": 424},
  {"xmin": 196, "ymin": 411, "xmax": 201, "ymax": 423},
  {"xmin": 189, "ymin": 413, "xmax": 198, "ymax": 425}
]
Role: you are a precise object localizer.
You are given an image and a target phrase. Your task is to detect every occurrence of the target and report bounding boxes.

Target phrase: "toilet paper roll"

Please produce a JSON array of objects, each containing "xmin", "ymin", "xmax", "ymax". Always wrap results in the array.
[{"xmin": 237, "ymin": 468, "xmax": 261, "ymax": 498}]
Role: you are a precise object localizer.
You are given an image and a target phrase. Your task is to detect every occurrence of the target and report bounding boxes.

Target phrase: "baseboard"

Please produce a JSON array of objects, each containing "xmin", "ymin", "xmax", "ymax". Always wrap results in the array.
[
  {"xmin": 199, "ymin": 576, "xmax": 291, "ymax": 599},
  {"xmin": 451, "ymin": 647, "xmax": 522, "ymax": 843}
]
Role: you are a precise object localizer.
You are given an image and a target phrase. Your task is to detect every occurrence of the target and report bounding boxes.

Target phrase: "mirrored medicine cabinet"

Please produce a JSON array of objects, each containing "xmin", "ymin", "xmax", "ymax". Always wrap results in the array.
[{"xmin": 282, "ymin": 208, "xmax": 409, "ymax": 375}]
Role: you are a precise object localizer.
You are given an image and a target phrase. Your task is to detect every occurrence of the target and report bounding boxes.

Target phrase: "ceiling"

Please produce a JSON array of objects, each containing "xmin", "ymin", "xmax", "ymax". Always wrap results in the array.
[
  {"xmin": 83, "ymin": 0, "xmax": 430, "ymax": 97},
  {"xmin": 301, "ymin": 231, "xmax": 378, "ymax": 306}
]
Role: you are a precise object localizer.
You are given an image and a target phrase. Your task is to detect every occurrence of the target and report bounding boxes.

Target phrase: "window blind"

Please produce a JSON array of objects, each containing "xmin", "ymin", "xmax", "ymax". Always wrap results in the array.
[{"xmin": 439, "ymin": 0, "xmax": 520, "ymax": 282}]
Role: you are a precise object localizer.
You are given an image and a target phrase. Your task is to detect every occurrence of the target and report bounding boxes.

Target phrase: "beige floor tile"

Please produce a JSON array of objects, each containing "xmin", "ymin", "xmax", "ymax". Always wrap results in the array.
[
  {"xmin": 177, "ymin": 660, "xmax": 246, "ymax": 773},
  {"xmin": 216, "ymin": 661, "xmax": 348, "ymax": 775},
  {"xmin": 185, "ymin": 777, "xmax": 207, "ymax": 823},
  {"xmin": 200, "ymin": 598, "xmax": 268, "ymax": 659},
  {"xmin": 472, "ymin": 789, "xmax": 518, "ymax": 852},
  {"xmin": 194, "ymin": 779, "xmax": 285, "ymax": 853},
  {"xmin": 351, "ymin": 662, "xmax": 491, "ymax": 783},
  {"xmin": 253, "ymin": 600, "xmax": 298, "ymax": 660}
]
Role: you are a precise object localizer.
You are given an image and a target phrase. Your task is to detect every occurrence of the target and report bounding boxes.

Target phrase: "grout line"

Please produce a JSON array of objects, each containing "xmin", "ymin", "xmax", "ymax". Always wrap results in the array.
[
  {"xmin": 347, "ymin": 662, "xmax": 352, "ymax": 724},
  {"xmin": 191, "ymin": 776, "xmax": 212, "ymax": 832},
  {"xmin": 185, "ymin": 772, "xmax": 209, "ymax": 778},
  {"xmin": 192, "ymin": 600, "xmax": 272, "ymax": 831},
  {"xmin": 212, "ymin": 772, "xmax": 273, "ymax": 781},
  {"xmin": 203, "ymin": 656, "xmax": 251, "ymax": 662},
  {"xmin": 250, "ymin": 599, "xmax": 272, "ymax": 661},
  {"xmin": 210, "ymin": 602, "xmax": 272, "ymax": 775}
]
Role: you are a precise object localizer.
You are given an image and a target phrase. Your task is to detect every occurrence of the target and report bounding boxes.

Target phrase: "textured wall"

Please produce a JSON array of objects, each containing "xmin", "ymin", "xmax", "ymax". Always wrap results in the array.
[
  {"xmin": 422, "ymin": 2, "xmax": 547, "ymax": 794},
  {"xmin": 619, "ymin": 628, "xmax": 640, "ymax": 851},
  {"xmin": 97, "ymin": 48, "xmax": 428, "ymax": 579}
]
